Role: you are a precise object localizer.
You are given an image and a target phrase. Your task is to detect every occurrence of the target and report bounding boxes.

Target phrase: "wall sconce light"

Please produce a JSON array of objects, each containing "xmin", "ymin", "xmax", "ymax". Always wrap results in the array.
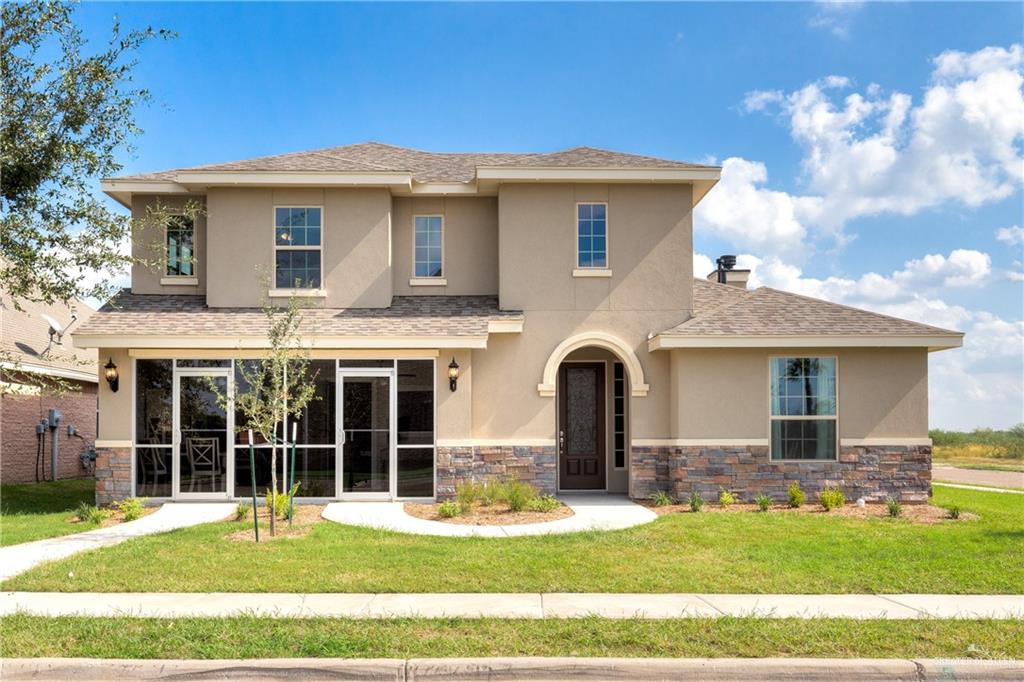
[
  {"xmin": 447, "ymin": 357, "xmax": 460, "ymax": 392},
  {"xmin": 104, "ymin": 357, "xmax": 119, "ymax": 393}
]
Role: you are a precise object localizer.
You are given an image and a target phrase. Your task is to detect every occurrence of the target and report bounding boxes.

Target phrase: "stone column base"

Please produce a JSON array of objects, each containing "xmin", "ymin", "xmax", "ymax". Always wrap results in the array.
[{"xmin": 95, "ymin": 447, "xmax": 132, "ymax": 506}]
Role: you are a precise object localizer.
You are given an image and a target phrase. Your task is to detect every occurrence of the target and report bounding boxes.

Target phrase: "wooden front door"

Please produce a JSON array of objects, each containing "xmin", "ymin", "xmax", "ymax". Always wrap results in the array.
[{"xmin": 558, "ymin": 363, "xmax": 606, "ymax": 490}]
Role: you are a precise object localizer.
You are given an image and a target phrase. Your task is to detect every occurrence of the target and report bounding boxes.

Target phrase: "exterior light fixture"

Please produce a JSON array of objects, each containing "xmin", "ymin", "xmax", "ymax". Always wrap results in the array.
[
  {"xmin": 103, "ymin": 357, "xmax": 119, "ymax": 393},
  {"xmin": 447, "ymin": 357, "xmax": 460, "ymax": 392}
]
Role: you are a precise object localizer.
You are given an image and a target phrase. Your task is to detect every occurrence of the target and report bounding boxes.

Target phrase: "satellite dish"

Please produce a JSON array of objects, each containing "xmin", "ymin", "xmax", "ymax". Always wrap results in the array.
[{"xmin": 41, "ymin": 313, "xmax": 65, "ymax": 344}]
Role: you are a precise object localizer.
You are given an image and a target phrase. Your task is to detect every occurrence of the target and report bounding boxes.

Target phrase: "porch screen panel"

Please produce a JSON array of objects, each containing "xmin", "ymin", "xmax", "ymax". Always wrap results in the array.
[
  {"xmin": 290, "ymin": 360, "xmax": 336, "ymax": 497},
  {"xmin": 397, "ymin": 360, "xmax": 434, "ymax": 497},
  {"xmin": 135, "ymin": 359, "xmax": 172, "ymax": 497}
]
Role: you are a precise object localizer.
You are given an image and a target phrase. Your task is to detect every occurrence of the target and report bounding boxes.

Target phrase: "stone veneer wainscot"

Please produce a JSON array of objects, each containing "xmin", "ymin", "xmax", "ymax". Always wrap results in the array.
[
  {"xmin": 436, "ymin": 445, "xmax": 557, "ymax": 500},
  {"xmin": 631, "ymin": 444, "xmax": 931, "ymax": 504},
  {"xmin": 95, "ymin": 446, "xmax": 132, "ymax": 506}
]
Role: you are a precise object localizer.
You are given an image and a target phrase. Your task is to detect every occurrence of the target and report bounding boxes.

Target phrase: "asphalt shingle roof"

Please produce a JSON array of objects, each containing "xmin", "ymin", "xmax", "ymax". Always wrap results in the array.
[
  {"xmin": 673, "ymin": 280, "xmax": 962, "ymax": 338},
  {"xmin": 75, "ymin": 292, "xmax": 522, "ymax": 339},
  {"xmin": 1, "ymin": 293, "xmax": 97, "ymax": 377},
  {"xmin": 112, "ymin": 142, "xmax": 717, "ymax": 184}
]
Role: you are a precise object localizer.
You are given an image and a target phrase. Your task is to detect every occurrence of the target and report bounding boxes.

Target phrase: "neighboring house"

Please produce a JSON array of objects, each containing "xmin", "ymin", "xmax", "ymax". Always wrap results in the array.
[
  {"xmin": 1, "ymin": 293, "xmax": 98, "ymax": 484},
  {"xmin": 79, "ymin": 143, "xmax": 963, "ymax": 506}
]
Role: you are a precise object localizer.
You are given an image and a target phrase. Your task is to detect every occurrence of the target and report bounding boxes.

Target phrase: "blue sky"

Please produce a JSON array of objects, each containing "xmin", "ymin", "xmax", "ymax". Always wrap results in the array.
[{"xmin": 76, "ymin": 2, "xmax": 1023, "ymax": 429}]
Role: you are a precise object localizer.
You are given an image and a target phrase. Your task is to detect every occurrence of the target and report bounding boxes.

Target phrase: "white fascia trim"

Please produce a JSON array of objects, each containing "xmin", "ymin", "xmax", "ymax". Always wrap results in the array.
[
  {"xmin": 96, "ymin": 440, "xmax": 133, "ymax": 449},
  {"xmin": 175, "ymin": 171, "xmax": 413, "ymax": 188},
  {"xmin": 487, "ymin": 319, "xmax": 524, "ymax": 334},
  {"xmin": 648, "ymin": 334, "xmax": 964, "ymax": 352},
  {"xmin": 437, "ymin": 439, "xmax": 557, "ymax": 448},
  {"xmin": 633, "ymin": 438, "xmax": 770, "ymax": 447},
  {"xmin": 475, "ymin": 167, "xmax": 721, "ymax": 183},
  {"xmin": 128, "ymin": 348, "xmax": 440, "ymax": 359},
  {"xmin": 268, "ymin": 288, "xmax": 327, "ymax": 298},
  {"xmin": 408, "ymin": 182, "xmax": 490, "ymax": 196},
  {"xmin": 572, "ymin": 268, "xmax": 613, "ymax": 278},
  {"xmin": 0, "ymin": 360, "xmax": 97, "ymax": 384},
  {"xmin": 160, "ymin": 277, "xmax": 199, "ymax": 286},
  {"xmin": 841, "ymin": 438, "xmax": 933, "ymax": 447},
  {"xmin": 73, "ymin": 335, "xmax": 489, "ymax": 350},
  {"xmin": 100, "ymin": 180, "xmax": 192, "ymax": 194},
  {"xmin": 409, "ymin": 278, "xmax": 448, "ymax": 287}
]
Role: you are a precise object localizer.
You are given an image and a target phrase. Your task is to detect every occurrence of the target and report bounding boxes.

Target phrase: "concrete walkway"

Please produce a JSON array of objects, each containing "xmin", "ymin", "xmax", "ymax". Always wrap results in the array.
[
  {"xmin": 322, "ymin": 494, "xmax": 657, "ymax": 537},
  {"xmin": 3, "ymin": 591, "xmax": 1021, "ymax": 619},
  {"xmin": 933, "ymin": 465, "xmax": 1024, "ymax": 490},
  {"xmin": 0, "ymin": 503, "xmax": 235, "ymax": 582},
  {"xmin": 4, "ymin": 657, "xmax": 1022, "ymax": 681},
  {"xmin": 933, "ymin": 481, "xmax": 1024, "ymax": 494}
]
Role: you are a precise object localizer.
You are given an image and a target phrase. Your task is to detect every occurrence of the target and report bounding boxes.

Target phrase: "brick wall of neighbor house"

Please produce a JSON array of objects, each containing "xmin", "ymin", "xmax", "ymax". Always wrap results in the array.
[
  {"xmin": 94, "ymin": 446, "xmax": 132, "ymax": 505},
  {"xmin": 630, "ymin": 444, "xmax": 931, "ymax": 503},
  {"xmin": 0, "ymin": 382, "xmax": 98, "ymax": 484},
  {"xmin": 436, "ymin": 445, "xmax": 557, "ymax": 499}
]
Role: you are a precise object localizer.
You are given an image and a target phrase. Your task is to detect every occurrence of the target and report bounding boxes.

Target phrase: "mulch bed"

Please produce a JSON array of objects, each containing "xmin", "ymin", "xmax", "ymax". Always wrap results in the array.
[
  {"xmin": 68, "ymin": 506, "xmax": 158, "ymax": 529},
  {"xmin": 227, "ymin": 504, "xmax": 324, "ymax": 541},
  {"xmin": 642, "ymin": 501, "xmax": 977, "ymax": 524},
  {"xmin": 404, "ymin": 502, "xmax": 574, "ymax": 526}
]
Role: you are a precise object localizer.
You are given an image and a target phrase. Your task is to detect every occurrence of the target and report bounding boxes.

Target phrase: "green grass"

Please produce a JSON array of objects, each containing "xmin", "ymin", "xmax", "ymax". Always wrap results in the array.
[
  {"xmin": 0, "ymin": 480, "xmax": 95, "ymax": 546},
  {"xmin": 4, "ymin": 487, "xmax": 1021, "ymax": 594},
  {"xmin": 2, "ymin": 615, "xmax": 1021, "ymax": 659}
]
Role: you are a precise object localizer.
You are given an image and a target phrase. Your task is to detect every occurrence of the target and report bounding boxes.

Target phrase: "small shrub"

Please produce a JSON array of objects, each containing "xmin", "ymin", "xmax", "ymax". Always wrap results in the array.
[
  {"xmin": 235, "ymin": 502, "xmax": 251, "ymax": 521},
  {"xmin": 755, "ymin": 493, "xmax": 772, "ymax": 512},
  {"xmin": 718, "ymin": 489, "xmax": 736, "ymax": 507},
  {"xmin": 75, "ymin": 502, "xmax": 112, "ymax": 525},
  {"xmin": 73, "ymin": 501, "xmax": 93, "ymax": 522},
  {"xmin": 650, "ymin": 490, "xmax": 674, "ymax": 507},
  {"xmin": 265, "ymin": 484, "xmax": 298, "ymax": 520},
  {"xmin": 819, "ymin": 486, "xmax": 846, "ymax": 511},
  {"xmin": 480, "ymin": 479, "xmax": 504, "ymax": 507},
  {"xmin": 455, "ymin": 481, "xmax": 481, "ymax": 512},
  {"xmin": 115, "ymin": 497, "xmax": 146, "ymax": 522},
  {"xmin": 505, "ymin": 480, "xmax": 538, "ymax": 512},
  {"xmin": 787, "ymin": 482, "xmax": 805, "ymax": 508},
  {"xmin": 885, "ymin": 496, "xmax": 902, "ymax": 518},
  {"xmin": 438, "ymin": 500, "xmax": 461, "ymax": 518},
  {"xmin": 688, "ymin": 491, "xmax": 705, "ymax": 512},
  {"xmin": 947, "ymin": 505, "xmax": 961, "ymax": 520},
  {"xmin": 527, "ymin": 495, "xmax": 561, "ymax": 513}
]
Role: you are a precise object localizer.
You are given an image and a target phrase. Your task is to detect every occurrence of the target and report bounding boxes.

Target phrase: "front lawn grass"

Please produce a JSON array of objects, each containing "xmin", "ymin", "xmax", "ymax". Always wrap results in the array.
[
  {"xmin": 3, "ymin": 487, "xmax": 1021, "ymax": 593},
  {"xmin": 2, "ymin": 615, "xmax": 1021, "ymax": 660},
  {"xmin": 0, "ymin": 479, "xmax": 95, "ymax": 546}
]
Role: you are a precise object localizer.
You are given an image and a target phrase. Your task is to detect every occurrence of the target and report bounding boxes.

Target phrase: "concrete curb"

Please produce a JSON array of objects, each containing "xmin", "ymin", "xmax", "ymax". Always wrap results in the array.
[{"xmin": 2, "ymin": 657, "xmax": 1022, "ymax": 681}]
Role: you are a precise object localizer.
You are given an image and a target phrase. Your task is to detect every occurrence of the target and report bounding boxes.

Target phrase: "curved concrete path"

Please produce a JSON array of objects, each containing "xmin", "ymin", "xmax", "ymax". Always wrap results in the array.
[
  {"xmin": 322, "ymin": 494, "xmax": 657, "ymax": 537},
  {"xmin": 933, "ymin": 465, "xmax": 1024, "ymax": 490},
  {"xmin": 0, "ymin": 503, "xmax": 235, "ymax": 582}
]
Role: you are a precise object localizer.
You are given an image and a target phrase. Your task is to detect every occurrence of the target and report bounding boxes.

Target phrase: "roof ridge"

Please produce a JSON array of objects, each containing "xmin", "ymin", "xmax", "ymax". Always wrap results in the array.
[{"xmin": 755, "ymin": 286, "xmax": 962, "ymax": 336}]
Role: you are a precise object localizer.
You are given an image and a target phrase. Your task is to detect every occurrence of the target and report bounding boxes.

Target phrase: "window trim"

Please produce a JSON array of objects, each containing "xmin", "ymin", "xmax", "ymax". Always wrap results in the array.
[
  {"xmin": 574, "ymin": 201, "xmax": 610, "ymax": 271},
  {"xmin": 163, "ymin": 213, "xmax": 196, "ymax": 280},
  {"xmin": 412, "ymin": 214, "xmax": 445, "ymax": 280},
  {"xmin": 272, "ymin": 205, "xmax": 324, "ymax": 291},
  {"xmin": 767, "ymin": 355, "xmax": 839, "ymax": 462}
]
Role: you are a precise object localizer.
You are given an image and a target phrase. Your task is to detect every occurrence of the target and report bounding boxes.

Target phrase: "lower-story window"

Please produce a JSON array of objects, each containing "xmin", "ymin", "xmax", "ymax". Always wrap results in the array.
[{"xmin": 769, "ymin": 357, "xmax": 837, "ymax": 460}]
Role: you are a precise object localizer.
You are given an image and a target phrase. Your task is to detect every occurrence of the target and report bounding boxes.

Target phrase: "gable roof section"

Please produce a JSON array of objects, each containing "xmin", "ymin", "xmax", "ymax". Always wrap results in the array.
[
  {"xmin": 72, "ymin": 291, "xmax": 524, "ymax": 350},
  {"xmin": 654, "ymin": 280, "xmax": 963, "ymax": 351},
  {"xmin": 1, "ymin": 294, "xmax": 98, "ymax": 382}
]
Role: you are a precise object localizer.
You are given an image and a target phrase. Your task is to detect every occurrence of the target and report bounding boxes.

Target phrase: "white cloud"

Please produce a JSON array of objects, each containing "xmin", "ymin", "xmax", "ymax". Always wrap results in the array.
[
  {"xmin": 695, "ymin": 249, "xmax": 1021, "ymax": 429},
  {"xmin": 808, "ymin": 1, "xmax": 865, "ymax": 39},
  {"xmin": 698, "ymin": 44, "xmax": 1024, "ymax": 260},
  {"xmin": 996, "ymin": 225, "xmax": 1024, "ymax": 246}
]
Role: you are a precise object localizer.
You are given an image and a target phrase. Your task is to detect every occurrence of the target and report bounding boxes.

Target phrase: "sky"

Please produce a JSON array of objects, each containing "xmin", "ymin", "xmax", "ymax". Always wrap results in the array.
[{"xmin": 74, "ymin": 1, "xmax": 1023, "ymax": 430}]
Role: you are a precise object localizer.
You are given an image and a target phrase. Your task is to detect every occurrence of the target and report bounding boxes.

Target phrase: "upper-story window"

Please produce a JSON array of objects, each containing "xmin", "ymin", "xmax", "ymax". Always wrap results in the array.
[
  {"xmin": 577, "ymin": 203, "xmax": 607, "ymax": 268},
  {"xmin": 274, "ymin": 207, "xmax": 322, "ymax": 289},
  {"xmin": 770, "ymin": 357, "xmax": 838, "ymax": 461},
  {"xmin": 165, "ymin": 216, "xmax": 195, "ymax": 277},
  {"xmin": 414, "ymin": 216, "xmax": 443, "ymax": 278}
]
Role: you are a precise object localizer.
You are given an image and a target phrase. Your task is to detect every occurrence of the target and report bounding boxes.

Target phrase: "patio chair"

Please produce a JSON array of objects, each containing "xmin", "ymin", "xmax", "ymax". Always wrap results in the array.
[{"xmin": 185, "ymin": 437, "xmax": 221, "ymax": 492}]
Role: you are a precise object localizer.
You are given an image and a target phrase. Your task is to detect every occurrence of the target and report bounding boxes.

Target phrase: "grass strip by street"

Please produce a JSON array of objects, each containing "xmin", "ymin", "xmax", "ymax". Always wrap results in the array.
[
  {"xmin": 2, "ymin": 614, "xmax": 1022, "ymax": 660},
  {"xmin": 0, "ymin": 480, "xmax": 95, "ymax": 547},
  {"xmin": 4, "ymin": 487, "xmax": 1022, "ymax": 594}
]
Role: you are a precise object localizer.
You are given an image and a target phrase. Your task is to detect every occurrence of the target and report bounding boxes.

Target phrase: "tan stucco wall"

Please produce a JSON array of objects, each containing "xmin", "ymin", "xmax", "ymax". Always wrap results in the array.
[
  {"xmin": 96, "ymin": 348, "xmax": 132, "ymax": 442},
  {"xmin": 668, "ymin": 347, "xmax": 929, "ymax": 440},
  {"xmin": 205, "ymin": 187, "xmax": 392, "ymax": 308},
  {"xmin": 436, "ymin": 349, "xmax": 473, "ymax": 440},
  {"xmin": 392, "ymin": 197, "xmax": 499, "ymax": 295},
  {"xmin": 130, "ymin": 195, "xmax": 207, "ymax": 295},
  {"xmin": 497, "ymin": 183, "xmax": 694, "ymax": 313}
]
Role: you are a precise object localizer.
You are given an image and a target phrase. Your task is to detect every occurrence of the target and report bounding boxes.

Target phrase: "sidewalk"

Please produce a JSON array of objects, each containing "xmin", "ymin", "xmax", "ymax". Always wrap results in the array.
[
  {"xmin": 3, "ymin": 657, "xmax": 1022, "ymax": 681},
  {"xmin": 3, "ymin": 591, "xmax": 1021, "ymax": 619},
  {"xmin": 0, "ymin": 503, "xmax": 236, "ymax": 582},
  {"xmin": 933, "ymin": 465, "xmax": 1024, "ymax": 490}
]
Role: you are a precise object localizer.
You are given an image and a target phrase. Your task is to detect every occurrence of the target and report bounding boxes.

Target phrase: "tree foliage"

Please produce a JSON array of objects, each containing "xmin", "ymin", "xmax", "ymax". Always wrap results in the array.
[{"xmin": 1, "ymin": 0, "xmax": 173, "ymax": 308}]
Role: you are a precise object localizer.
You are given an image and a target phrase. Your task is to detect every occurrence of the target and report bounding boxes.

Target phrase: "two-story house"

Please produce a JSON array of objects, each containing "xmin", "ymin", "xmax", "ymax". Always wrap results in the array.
[{"xmin": 78, "ymin": 143, "xmax": 962, "ymax": 506}]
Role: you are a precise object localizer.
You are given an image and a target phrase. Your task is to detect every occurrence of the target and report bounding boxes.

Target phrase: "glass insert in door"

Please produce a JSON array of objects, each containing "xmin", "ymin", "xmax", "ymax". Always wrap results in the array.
[
  {"xmin": 178, "ymin": 375, "xmax": 228, "ymax": 495},
  {"xmin": 342, "ymin": 375, "xmax": 390, "ymax": 493}
]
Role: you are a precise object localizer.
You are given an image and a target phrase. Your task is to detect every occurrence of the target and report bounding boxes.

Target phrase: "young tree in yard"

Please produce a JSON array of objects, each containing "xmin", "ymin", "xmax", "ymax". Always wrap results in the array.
[
  {"xmin": 1, "ymin": 0, "xmax": 173, "ymax": 308},
  {"xmin": 216, "ymin": 295, "xmax": 317, "ymax": 538}
]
